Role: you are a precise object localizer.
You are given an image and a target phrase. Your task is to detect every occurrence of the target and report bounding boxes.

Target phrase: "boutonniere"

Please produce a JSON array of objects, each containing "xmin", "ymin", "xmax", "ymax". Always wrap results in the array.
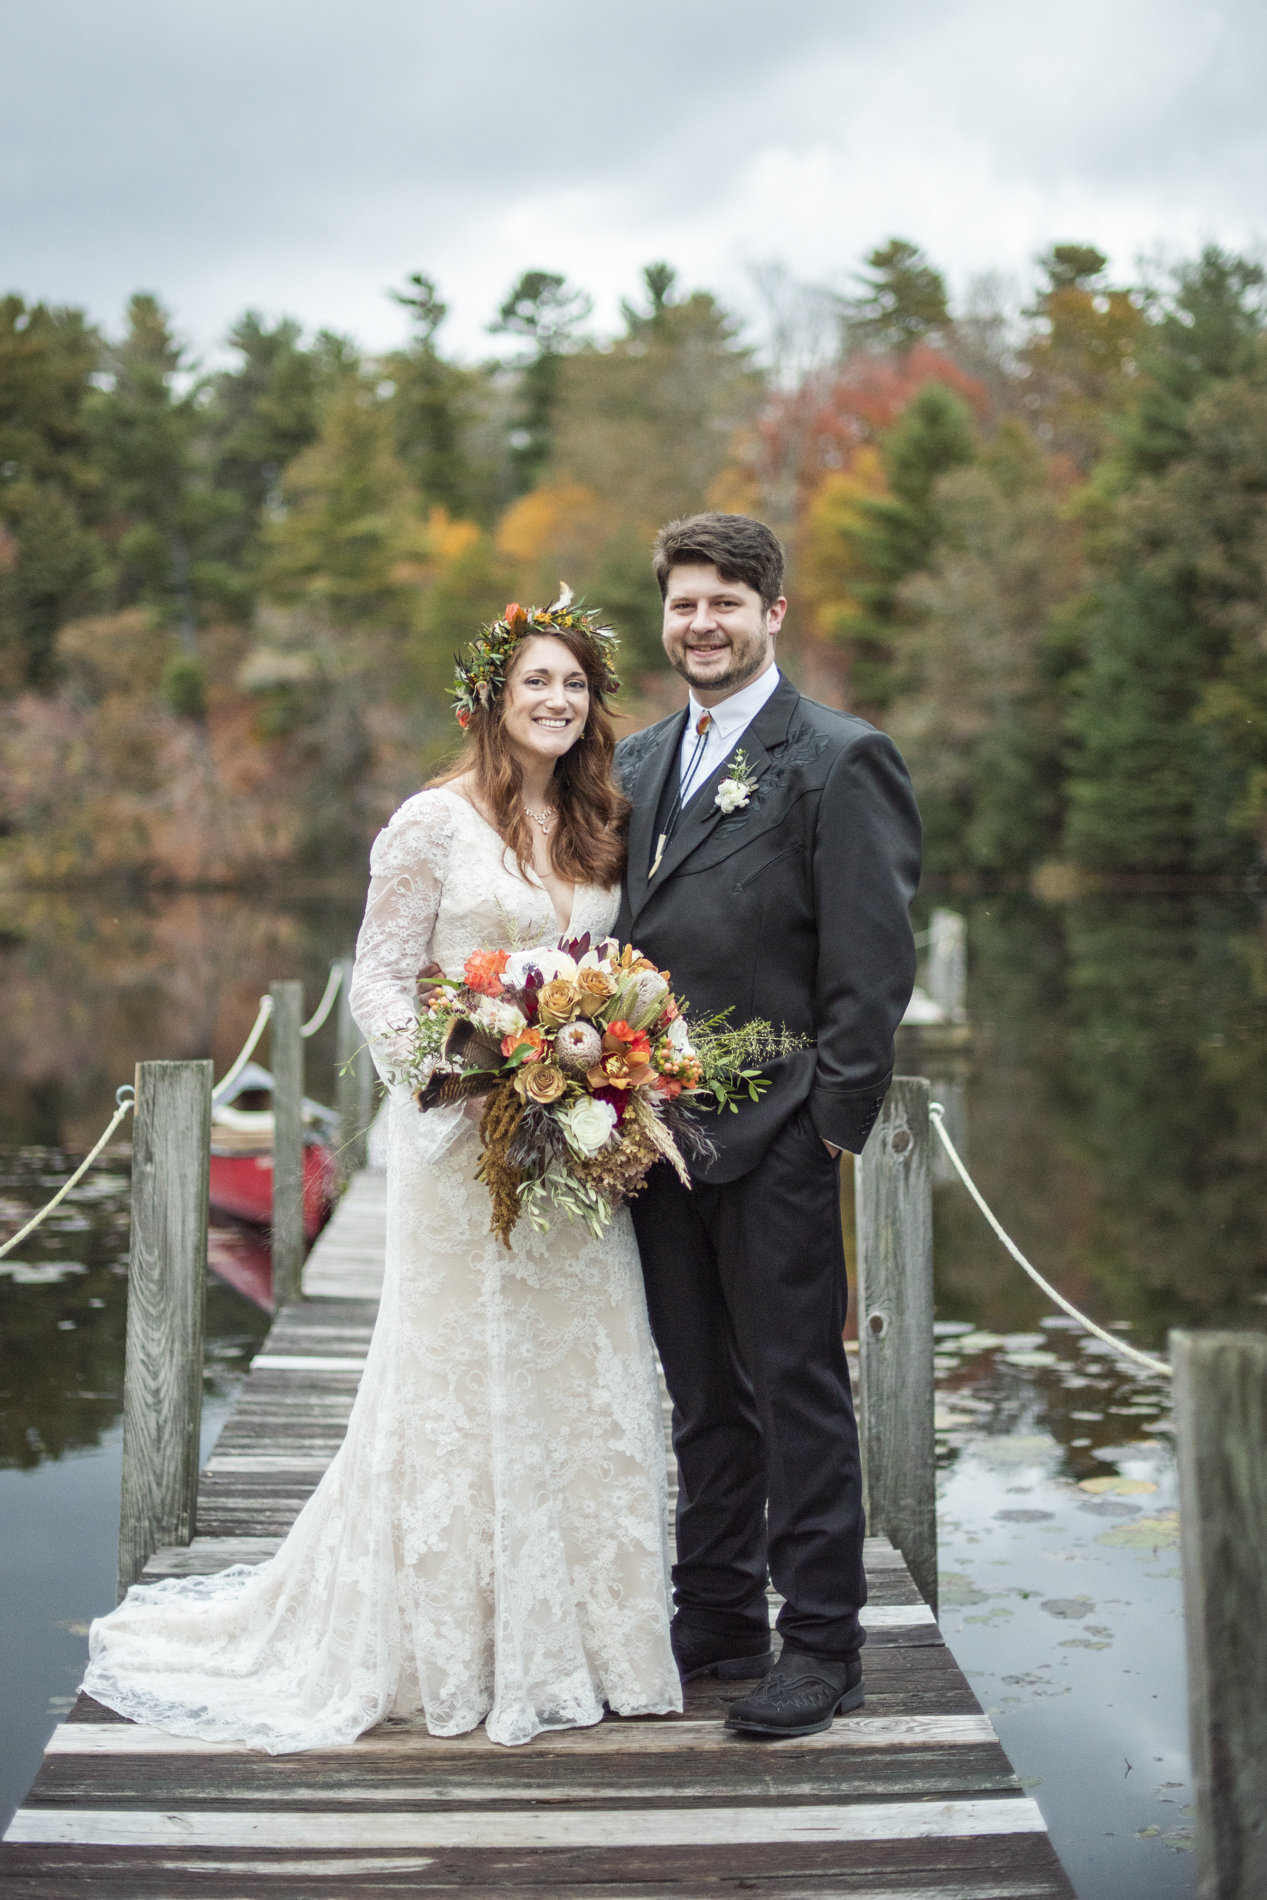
[{"xmin": 714, "ymin": 748, "xmax": 758, "ymax": 815}]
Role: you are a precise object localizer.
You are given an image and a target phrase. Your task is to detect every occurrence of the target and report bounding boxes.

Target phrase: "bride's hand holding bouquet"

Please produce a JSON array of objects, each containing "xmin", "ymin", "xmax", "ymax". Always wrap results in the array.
[{"xmin": 403, "ymin": 932, "xmax": 786, "ymax": 1244}]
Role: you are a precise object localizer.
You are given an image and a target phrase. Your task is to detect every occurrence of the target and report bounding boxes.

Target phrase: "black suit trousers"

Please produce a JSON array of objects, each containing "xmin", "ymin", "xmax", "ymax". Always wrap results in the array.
[{"xmin": 631, "ymin": 1105, "xmax": 867, "ymax": 1659}]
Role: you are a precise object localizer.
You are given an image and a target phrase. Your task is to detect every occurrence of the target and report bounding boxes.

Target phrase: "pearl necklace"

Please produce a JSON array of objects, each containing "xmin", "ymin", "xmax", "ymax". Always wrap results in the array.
[{"xmin": 523, "ymin": 803, "xmax": 557, "ymax": 836}]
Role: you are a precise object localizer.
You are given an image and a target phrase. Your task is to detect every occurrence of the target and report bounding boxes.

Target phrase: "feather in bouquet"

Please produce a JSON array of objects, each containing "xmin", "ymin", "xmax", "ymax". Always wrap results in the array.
[{"xmin": 404, "ymin": 933, "xmax": 797, "ymax": 1245}]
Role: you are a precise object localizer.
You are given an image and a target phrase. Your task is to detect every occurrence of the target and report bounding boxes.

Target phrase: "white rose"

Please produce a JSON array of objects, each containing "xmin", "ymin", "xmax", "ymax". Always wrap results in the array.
[
  {"xmin": 559, "ymin": 1096, "xmax": 618, "ymax": 1158},
  {"xmin": 473, "ymin": 997, "xmax": 527, "ymax": 1039},
  {"xmin": 715, "ymin": 779, "xmax": 749, "ymax": 815}
]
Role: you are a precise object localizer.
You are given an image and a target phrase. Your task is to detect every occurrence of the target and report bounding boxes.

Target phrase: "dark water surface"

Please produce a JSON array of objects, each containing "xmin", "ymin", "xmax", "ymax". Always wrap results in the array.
[{"xmin": 2, "ymin": 884, "xmax": 1266, "ymax": 1896}]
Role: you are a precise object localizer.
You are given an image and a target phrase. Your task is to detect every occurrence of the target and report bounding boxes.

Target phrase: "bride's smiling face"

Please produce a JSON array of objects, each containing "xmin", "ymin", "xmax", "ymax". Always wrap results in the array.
[{"xmin": 500, "ymin": 635, "xmax": 590, "ymax": 770}]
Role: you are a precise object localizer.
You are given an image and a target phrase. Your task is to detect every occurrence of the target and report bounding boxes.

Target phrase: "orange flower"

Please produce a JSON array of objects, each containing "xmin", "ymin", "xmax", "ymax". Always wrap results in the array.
[
  {"xmin": 604, "ymin": 1021, "xmax": 635, "ymax": 1044},
  {"xmin": 502, "ymin": 1026, "xmax": 544, "ymax": 1060},
  {"xmin": 456, "ymin": 708, "xmax": 471, "ymax": 729},
  {"xmin": 505, "ymin": 602, "xmax": 525, "ymax": 625},
  {"xmin": 464, "ymin": 947, "xmax": 509, "ymax": 997},
  {"xmin": 587, "ymin": 1053, "xmax": 653, "ymax": 1092}
]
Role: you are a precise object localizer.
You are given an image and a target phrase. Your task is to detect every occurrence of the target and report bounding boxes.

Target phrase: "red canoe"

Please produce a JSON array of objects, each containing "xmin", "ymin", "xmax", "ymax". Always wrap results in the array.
[{"xmin": 209, "ymin": 1142, "xmax": 338, "ymax": 1241}]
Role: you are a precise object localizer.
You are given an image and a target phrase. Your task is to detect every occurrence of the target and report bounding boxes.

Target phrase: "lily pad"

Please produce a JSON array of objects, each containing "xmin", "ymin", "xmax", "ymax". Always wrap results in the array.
[
  {"xmin": 939, "ymin": 1571, "xmax": 990, "ymax": 1607},
  {"xmin": 1094, "ymin": 1512, "xmax": 1180, "ymax": 1550},
  {"xmin": 1041, "ymin": 1595, "xmax": 1096, "ymax": 1620},
  {"xmin": 975, "ymin": 1434, "xmax": 1058, "ymax": 1466},
  {"xmin": 1078, "ymin": 1476, "xmax": 1158, "ymax": 1496}
]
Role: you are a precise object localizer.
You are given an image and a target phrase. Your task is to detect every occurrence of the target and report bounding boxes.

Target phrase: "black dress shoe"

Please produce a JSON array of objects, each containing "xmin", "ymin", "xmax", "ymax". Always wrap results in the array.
[
  {"xmin": 671, "ymin": 1624, "xmax": 774, "ymax": 1684},
  {"xmin": 724, "ymin": 1648, "xmax": 864, "ymax": 1736}
]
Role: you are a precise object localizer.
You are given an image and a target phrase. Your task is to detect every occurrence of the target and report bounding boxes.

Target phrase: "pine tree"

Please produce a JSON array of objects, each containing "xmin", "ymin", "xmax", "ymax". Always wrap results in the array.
[
  {"xmin": 0, "ymin": 296, "xmax": 103, "ymax": 687},
  {"xmin": 1064, "ymin": 252, "xmax": 1267, "ymax": 872},
  {"xmin": 842, "ymin": 240, "xmax": 950, "ymax": 355},
  {"xmin": 889, "ymin": 423, "xmax": 1080, "ymax": 875},
  {"xmin": 1021, "ymin": 245, "xmax": 1147, "ymax": 472},
  {"xmin": 803, "ymin": 381, "xmax": 976, "ymax": 715},
  {"xmin": 387, "ymin": 274, "xmax": 501, "ymax": 524},
  {"xmin": 202, "ymin": 312, "xmax": 325, "ymax": 586},
  {"xmin": 491, "ymin": 270, "xmax": 592, "ymax": 494},
  {"xmin": 87, "ymin": 294, "xmax": 213, "ymax": 640}
]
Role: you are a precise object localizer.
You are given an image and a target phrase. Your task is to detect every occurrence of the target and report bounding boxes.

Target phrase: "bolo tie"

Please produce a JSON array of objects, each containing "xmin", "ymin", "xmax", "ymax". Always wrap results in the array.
[{"xmin": 649, "ymin": 711, "xmax": 712, "ymax": 878}]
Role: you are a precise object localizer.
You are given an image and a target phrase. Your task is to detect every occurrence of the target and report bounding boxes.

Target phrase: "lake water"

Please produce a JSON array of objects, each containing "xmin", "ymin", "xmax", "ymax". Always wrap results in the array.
[{"xmin": 2, "ymin": 883, "xmax": 1265, "ymax": 1897}]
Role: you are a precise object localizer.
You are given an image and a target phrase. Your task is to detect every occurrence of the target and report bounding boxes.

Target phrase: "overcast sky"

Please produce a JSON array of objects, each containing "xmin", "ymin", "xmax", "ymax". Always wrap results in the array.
[{"xmin": 4, "ymin": 0, "xmax": 1265, "ymax": 364}]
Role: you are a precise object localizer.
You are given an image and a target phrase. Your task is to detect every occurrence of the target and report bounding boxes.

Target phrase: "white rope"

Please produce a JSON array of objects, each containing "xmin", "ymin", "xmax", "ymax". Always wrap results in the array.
[
  {"xmin": 301, "ymin": 963, "xmax": 343, "ymax": 1039},
  {"xmin": 0, "ymin": 1088, "xmax": 136, "ymax": 1260},
  {"xmin": 210, "ymin": 996, "xmax": 274, "ymax": 1105},
  {"xmin": 928, "ymin": 1101, "xmax": 1171, "ymax": 1379}
]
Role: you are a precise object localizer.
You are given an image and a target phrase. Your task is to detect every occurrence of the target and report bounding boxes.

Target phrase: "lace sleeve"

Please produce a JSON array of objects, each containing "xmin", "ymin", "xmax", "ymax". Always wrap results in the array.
[{"xmin": 349, "ymin": 793, "xmax": 455, "ymax": 1089}]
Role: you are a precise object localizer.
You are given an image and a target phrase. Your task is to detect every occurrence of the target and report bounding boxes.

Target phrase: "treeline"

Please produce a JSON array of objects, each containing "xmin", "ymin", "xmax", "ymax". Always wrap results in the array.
[{"xmin": 1, "ymin": 241, "xmax": 1265, "ymax": 884}]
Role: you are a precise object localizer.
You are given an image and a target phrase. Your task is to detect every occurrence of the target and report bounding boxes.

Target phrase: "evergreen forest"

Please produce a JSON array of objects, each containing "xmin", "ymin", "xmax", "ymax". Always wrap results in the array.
[{"xmin": 3, "ymin": 241, "xmax": 1266, "ymax": 887}]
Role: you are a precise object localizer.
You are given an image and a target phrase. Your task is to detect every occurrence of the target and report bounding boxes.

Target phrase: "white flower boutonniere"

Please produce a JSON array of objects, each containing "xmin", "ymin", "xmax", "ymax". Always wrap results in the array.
[{"xmin": 714, "ymin": 747, "xmax": 758, "ymax": 815}]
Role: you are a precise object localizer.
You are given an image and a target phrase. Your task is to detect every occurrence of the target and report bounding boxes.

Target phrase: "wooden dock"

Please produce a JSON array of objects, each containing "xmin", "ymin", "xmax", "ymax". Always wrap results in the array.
[{"xmin": 2, "ymin": 1171, "xmax": 1075, "ymax": 1898}]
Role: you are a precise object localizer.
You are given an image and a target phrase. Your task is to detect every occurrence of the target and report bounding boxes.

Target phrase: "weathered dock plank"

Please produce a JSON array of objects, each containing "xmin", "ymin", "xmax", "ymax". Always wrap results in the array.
[{"xmin": 0, "ymin": 1170, "xmax": 1075, "ymax": 1898}]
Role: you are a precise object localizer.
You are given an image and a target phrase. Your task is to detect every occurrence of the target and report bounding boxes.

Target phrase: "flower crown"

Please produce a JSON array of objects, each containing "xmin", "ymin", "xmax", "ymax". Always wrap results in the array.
[{"xmin": 449, "ymin": 586, "xmax": 620, "ymax": 729}]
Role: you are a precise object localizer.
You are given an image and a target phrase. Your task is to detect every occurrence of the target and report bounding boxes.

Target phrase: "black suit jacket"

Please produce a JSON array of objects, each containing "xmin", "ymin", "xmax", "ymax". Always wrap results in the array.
[{"xmin": 614, "ymin": 675, "xmax": 921, "ymax": 1182}]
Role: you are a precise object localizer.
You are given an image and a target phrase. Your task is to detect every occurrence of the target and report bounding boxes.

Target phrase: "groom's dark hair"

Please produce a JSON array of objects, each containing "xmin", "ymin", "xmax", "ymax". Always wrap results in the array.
[{"xmin": 652, "ymin": 512, "xmax": 785, "ymax": 613}]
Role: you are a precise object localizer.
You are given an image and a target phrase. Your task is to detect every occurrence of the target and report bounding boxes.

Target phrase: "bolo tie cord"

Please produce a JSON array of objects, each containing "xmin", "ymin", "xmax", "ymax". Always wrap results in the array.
[{"xmin": 649, "ymin": 712, "xmax": 712, "ymax": 878}]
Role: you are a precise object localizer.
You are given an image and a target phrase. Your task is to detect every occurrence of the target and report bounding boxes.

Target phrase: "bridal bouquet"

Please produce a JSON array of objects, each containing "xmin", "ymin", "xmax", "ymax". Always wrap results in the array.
[{"xmin": 405, "ymin": 934, "xmax": 788, "ymax": 1244}]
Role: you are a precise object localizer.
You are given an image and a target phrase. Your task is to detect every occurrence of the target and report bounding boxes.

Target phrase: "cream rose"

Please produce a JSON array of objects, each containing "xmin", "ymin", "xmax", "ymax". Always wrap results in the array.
[
  {"xmin": 559, "ymin": 1096, "xmax": 618, "ymax": 1158},
  {"xmin": 518, "ymin": 1062, "xmax": 567, "ymax": 1105},
  {"xmin": 576, "ymin": 965, "xmax": 617, "ymax": 1016},
  {"xmin": 536, "ymin": 977, "xmax": 581, "ymax": 1026}
]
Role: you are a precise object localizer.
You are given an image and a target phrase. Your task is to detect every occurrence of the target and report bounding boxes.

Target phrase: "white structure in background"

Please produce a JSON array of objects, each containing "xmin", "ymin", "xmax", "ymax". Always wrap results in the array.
[
  {"xmin": 899, "ymin": 908, "xmax": 968, "ymax": 1183},
  {"xmin": 902, "ymin": 908, "xmax": 967, "ymax": 1025}
]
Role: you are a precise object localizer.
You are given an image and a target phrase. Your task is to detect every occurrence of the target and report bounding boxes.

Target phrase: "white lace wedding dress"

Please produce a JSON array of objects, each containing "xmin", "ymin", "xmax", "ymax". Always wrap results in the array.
[{"xmin": 83, "ymin": 787, "xmax": 681, "ymax": 1752}]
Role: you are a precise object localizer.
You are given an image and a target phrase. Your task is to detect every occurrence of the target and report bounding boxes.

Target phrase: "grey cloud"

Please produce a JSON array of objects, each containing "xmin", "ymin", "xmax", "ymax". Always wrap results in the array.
[{"xmin": 2, "ymin": 0, "xmax": 1264, "ymax": 354}]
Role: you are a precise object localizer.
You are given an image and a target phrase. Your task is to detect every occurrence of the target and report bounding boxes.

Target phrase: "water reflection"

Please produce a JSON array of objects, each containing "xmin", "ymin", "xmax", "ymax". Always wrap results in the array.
[
  {"xmin": 0, "ymin": 1147, "xmax": 272, "ymax": 1471},
  {"xmin": 0, "ymin": 886, "xmax": 366, "ymax": 1145},
  {"xmin": 934, "ymin": 1319, "xmax": 1192, "ymax": 1900},
  {"xmin": 905, "ymin": 891, "xmax": 1267, "ymax": 1345}
]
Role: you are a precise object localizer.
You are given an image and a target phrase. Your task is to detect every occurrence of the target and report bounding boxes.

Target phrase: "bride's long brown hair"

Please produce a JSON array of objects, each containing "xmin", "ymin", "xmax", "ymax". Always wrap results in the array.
[{"xmin": 431, "ymin": 626, "xmax": 629, "ymax": 890}]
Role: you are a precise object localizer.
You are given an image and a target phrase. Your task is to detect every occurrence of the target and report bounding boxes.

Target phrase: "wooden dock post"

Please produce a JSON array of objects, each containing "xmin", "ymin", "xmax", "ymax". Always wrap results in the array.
[
  {"xmin": 117, "ymin": 1059, "xmax": 212, "ymax": 1599},
  {"xmin": 1172, "ymin": 1330, "xmax": 1267, "ymax": 1900},
  {"xmin": 855, "ymin": 1075, "xmax": 937, "ymax": 1613},
  {"xmin": 335, "ymin": 956, "xmax": 373, "ymax": 1185},
  {"xmin": 269, "ymin": 980, "xmax": 305, "ymax": 1307}
]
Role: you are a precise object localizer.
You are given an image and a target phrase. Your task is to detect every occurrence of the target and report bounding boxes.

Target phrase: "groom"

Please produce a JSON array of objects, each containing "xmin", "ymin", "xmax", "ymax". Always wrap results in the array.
[{"xmin": 614, "ymin": 512, "xmax": 920, "ymax": 1737}]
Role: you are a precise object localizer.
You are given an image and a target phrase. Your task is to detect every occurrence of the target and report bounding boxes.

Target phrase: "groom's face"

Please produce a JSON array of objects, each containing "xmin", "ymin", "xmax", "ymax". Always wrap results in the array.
[{"xmin": 660, "ymin": 564, "xmax": 787, "ymax": 704}]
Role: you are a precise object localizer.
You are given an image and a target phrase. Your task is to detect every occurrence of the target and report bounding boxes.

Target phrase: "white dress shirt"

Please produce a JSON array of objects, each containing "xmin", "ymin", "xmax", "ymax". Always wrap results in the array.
[{"xmin": 678, "ymin": 664, "xmax": 782, "ymax": 804}]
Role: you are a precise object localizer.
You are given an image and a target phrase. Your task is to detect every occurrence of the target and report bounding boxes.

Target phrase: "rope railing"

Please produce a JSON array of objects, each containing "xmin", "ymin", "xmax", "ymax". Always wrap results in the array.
[
  {"xmin": 301, "ymin": 962, "xmax": 343, "ymax": 1039},
  {"xmin": 210, "ymin": 995, "xmax": 274, "ymax": 1105},
  {"xmin": 0, "ymin": 1086, "xmax": 136, "ymax": 1261},
  {"xmin": 928, "ymin": 1101, "xmax": 1171, "ymax": 1379},
  {"xmin": 1, "ymin": 969, "xmax": 348, "ymax": 1260}
]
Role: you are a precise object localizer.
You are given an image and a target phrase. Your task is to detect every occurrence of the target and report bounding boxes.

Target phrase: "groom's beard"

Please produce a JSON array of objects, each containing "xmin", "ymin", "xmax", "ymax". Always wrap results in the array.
[{"xmin": 667, "ymin": 628, "xmax": 772, "ymax": 695}]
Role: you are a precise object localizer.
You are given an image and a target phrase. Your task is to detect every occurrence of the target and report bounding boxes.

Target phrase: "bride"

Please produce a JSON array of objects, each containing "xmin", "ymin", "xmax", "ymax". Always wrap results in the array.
[{"xmin": 83, "ymin": 599, "xmax": 682, "ymax": 1751}]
